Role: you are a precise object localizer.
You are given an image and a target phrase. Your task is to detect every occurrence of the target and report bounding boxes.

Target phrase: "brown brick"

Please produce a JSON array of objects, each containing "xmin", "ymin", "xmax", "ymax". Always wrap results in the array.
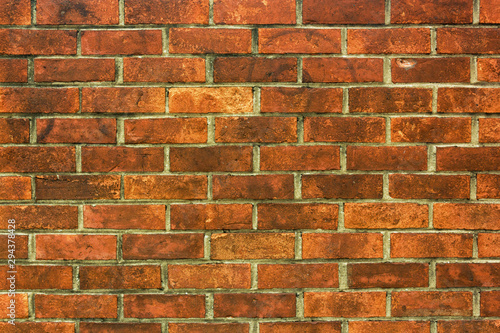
[
  {"xmin": 169, "ymin": 87, "xmax": 253, "ymax": 114},
  {"xmin": 124, "ymin": 175, "xmax": 207, "ymax": 200},
  {"xmin": 0, "ymin": 0, "xmax": 30, "ymax": 24},
  {"xmin": 36, "ymin": 175, "xmax": 121, "ymax": 200},
  {"xmin": 347, "ymin": 146, "xmax": 428, "ymax": 170},
  {"xmin": 391, "ymin": 0, "xmax": 472, "ymax": 23},
  {"xmin": 171, "ymin": 204, "xmax": 252, "ymax": 230},
  {"xmin": 480, "ymin": 118, "xmax": 500, "ymax": 142},
  {"xmin": 478, "ymin": 174, "xmax": 500, "ymax": 199},
  {"xmin": 437, "ymin": 147, "xmax": 500, "ymax": 171},
  {"xmin": 302, "ymin": 174, "xmax": 383, "ymax": 199},
  {"xmin": 258, "ymin": 264, "xmax": 339, "ymax": 289},
  {"xmin": 260, "ymin": 145, "xmax": 340, "ymax": 171},
  {"xmin": 392, "ymin": 117, "xmax": 471, "ymax": 143},
  {"xmin": 303, "ymin": 58, "xmax": 383, "ymax": 83},
  {"xmin": 168, "ymin": 264, "xmax": 251, "ymax": 289},
  {"xmin": 122, "ymin": 234, "xmax": 204, "ymax": 259},
  {"xmin": 170, "ymin": 28, "xmax": 251, "ymax": 54},
  {"xmin": 82, "ymin": 87, "xmax": 165, "ymax": 113},
  {"xmin": 37, "ymin": 0, "xmax": 119, "ymax": 24},
  {"xmin": 434, "ymin": 204, "xmax": 500, "ymax": 230},
  {"xmin": 36, "ymin": 234, "xmax": 117, "ymax": 260},
  {"xmin": 344, "ymin": 203, "xmax": 428, "ymax": 229},
  {"xmin": 438, "ymin": 88, "xmax": 500, "ymax": 113},
  {"xmin": 258, "ymin": 203, "xmax": 338, "ymax": 230},
  {"xmin": 37, "ymin": 118, "xmax": 116, "ymax": 143},
  {"xmin": 261, "ymin": 87, "xmax": 343, "ymax": 113},
  {"xmin": 0, "ymin": 322, "xmax": 75, "ymax": 333},
  {"xmin": 438, "ymin": 321, "xmax": 500, "ymax": 333},
  {"xmin": 214, "ymin": 293, "xmax": 296, "ymax": 318},
  {"xmin": 0, "ymin": 294, "xmax": 28, "ymax": 319},
  {"xmin": 481, "ymin": 0, "xmax": 500, "ymax": 23},
  {"xmin": 84, "ymin": 205, "xmax": 165, "ymax": 230},
  {"xmin": 350, "ymin": 321, "xmax": 431, "ymax": 333},
  {"xmin": 348, "ymin": 263, "xmax": 429, "ymax": 288},
  {"xmin": 124, "ymin": 58, "xmax": 205, "ymax": 82},
  {"xmin": 215, "ymin": 117, "xmax": 297, "ymax": 143},
  {"xmin": 0, "ymin": 147, "xmax": 75, "ymax": 172},
  {"xmin": 214, "ymin": 57, "xmax": 297, "ymax": 82},
  {"xmin": 80, "ymin": 323, "xmax": 162, "ymax": 333},
  {"xmin": 81, "ymin": 30, "xmax": 162, "ymax": 55},
  {"xmin": 35, "ymin": 294, "xmax": 118, "ymax": 318},
  {"xmin": 213, "ymin": 175, "xmax": 294, "ymax": 200},
  {"xmin": 479, "ymin": 233, "xmax": 500, "ymax": 257},
  {"xmin": 259, "ymin": 28, "xmax": 341, "ymax": 53},
  {"xmin": 304, "ymin": 292, "xmax": 386, "ymax": 317},
  {"xmin": 0, "ymin": 235, "xmax": 28, "ymax": 259},
  {"xmin": 437, "ymin": 263, "xmax": 500, "ymax": 288},
  {"xmin": 392, "ymin": 58, "xmax": 470, "ymax": 83},
  {"xmin": 391, "ymin": 233, "xmax": 473, "ymax": 258},
  {"xmin": 125, "ymin": 118, "xmax": 207, "ymax": 144},
  {"xmin": 481, "ymin": 291, "xmax": 500, "ymax": 316},
  {"xmin": 303, "ymin": 233, "xmax": 383, "ymax": 259},
  {"xmin": 0, "ymin": 205, "xmax": 78, "ymax": 230},
  {"xmin": 0, "ymin": 265, "xmax": 72, "ymax": 289},
  {"xmin": 0, "ymin": 118, "xmax": 29, "ymax": 143},
  {"xmin": 438, "ymin": 28, "xmax": 500, "ymax": 54},
  {"xmin": 304, "ymin": 117, "xmax": 385, "ymax": 142},
  {"xmin": 392, "ymin": 291, "xmax": 472, "ymax": 317},
  {"xmin": 214, "ymin": 0, "xmax": 296, "ymax": 24},
  {"xmin": 82, "ymin": 147, "xmax": 164, "ymax": 172},
  {"xmin": 124, "ymin": 294, "xmax": 205, "ymax": 318},
  {"xmin": 389, "ymin": 174, "xmax": 470, "ymax": 199},
  {"xmin": 169, "ymin": 323, "xmax": 249, "ymax": 333},
  {"xmin": 303, "ymin": 0, "xmax": 385, "ymax": 24},
  {"xmin": 0, "ymin": 59, "xmax": 28, "ymax": 82},
  {"xmin": 349, "ymin": 87, "xmax": 433, "ymax": 113},
  {"xmin": 35, "ymin": 58, "xmax": 115, "ymax": 82},
  {"xmin": 0, "ymin": 29, "xmax": 76, "ymax": 55},
  {"xmin": 349, "ymin": 28, "xmax": 430, "ymax": 54},
  {"xmin": 0, "ymin": 177, "xmax": 31, "ymax": 200},
  {"xmin": 125, "ymin": 0, "xmax": 208, "ymax": 24},
  {"xmin": 260, "ymin": 322, "xmax": 341, "ymax": 333},
  {"xmin": 0, "ymin": 88, "xmax": 79, "ymax": 114},
  {"xmin": 170, "ymin": 146, "xmax": 252, "ymax": 172},
  {"xmin": 211, "ymin": 233, "xmax": 295, "ymax": 259},
  {"xmin": 478, "ymin": 58, "xmax": 500, "ymax": 82},
  {"xmin": 80, "ymin": 265, "xmax": 162, "ymax": 289}
]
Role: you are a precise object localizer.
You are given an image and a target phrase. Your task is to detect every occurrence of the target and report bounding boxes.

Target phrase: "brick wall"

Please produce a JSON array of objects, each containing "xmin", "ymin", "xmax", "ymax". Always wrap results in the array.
[{"xmin": 0, "ymin": 0, "xmax": 499, "ymax": 332}]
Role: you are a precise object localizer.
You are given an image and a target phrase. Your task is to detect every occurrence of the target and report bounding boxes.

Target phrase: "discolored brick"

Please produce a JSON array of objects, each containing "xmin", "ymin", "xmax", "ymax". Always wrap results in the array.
[
  {"xmin": 0, "ymin": 0, "xmax": 30, "ymax": 24},
  {"xmin": 438, "ymin": 321, "xmax": 500, "ymax": 333},
  {"xmin": 214, "ymin": 293, "xmax": 296, "ymax": 318},
  {"xmin": 170, "ymin": 28, "xmax": 252, "ymax": 54},
  {"xmin": 0, "ymin": 59, "xmax": 28, "ymax": 82},
  {"xmin": 0, "ymin": 147, "xmax": 75, "ymax": 172},
  {"xmin": 392, "ymin": 58, "xmax": 470, "ymax": 83},
  {"xmin": 391, "ymin": 0, "xmax": 472, "ymax": 24},
  {"xmin": 350, "ymin": 321, "xmax": 431, "ymax": 333},
  {"xmin": 0, "ymin": 88, "xmax": 79, "ymax": 114},
  {"xmin": 81, "ymin": 30, "xmax": 163, "ymax": 55},
  {"xmin": 477, "ymin": 58, "xmax": 500, "ymax": 82},
  {"xmin": 80, "ymin": 265, "xmax": 162, "ymax": 289},
  {"xmin": 258, "ymin": 264, "xmax": 339, "ymax": 289},
  {"xmin": 434, "ymin": 203, "xmax": 500, "ymax": 230},
  {"xmin": 168, "ymin": 264, "xmax": 251, "ymax": 289},
  {"xmin": 0, "ymin": 29, "xmax": 76, "ymax": 55},
  {"xmin": 0, "ymin": 205, "xmax": 78, "ymax": 230},
  {"xmin": 35, "ymin": 58, "xmax": 115, "ymax": 82},
  {"xmin": 303, "ymin": 58, "xmax": 383, "ymax": 83},
  {"xmin": 259, "ymin": 28, "xmax": 341, "ymax": 54},
  {"xmin": 84, "ymin": 205, "xmax": 165, "ymax": 230},
  {"xmin": 0, "ymin": 265, "xmax": 73, "ymax": 289},
  {"xmin": 349, "ymin": 28, "xmax": 431, "ymax": 54},
  {"xmin": 258, "ymin": 203, "xmax": 338, "ymax": 230},
  {"xmin": 37, "ymin": 118, "xmax": 116, "ymax": 143},
  {"xmin": 347, "ymin": 146, "xmax": 428, "ymax": 171},
  {"xmin": 125, "ymin": 0, "xmax": 209, "ymax": 24},
  {"xmin": 437, "ymin": 263, "xmax": 500, "ymax": 288},
  {"xmin": 80, "ymin": 323, "xmax": 162, "ymax": 333},
  {"xmin": 82, "ymin": 87, "xmax": 166, "ymax": 113},
  {"xmin": 437, "ymin": 147, "xmax": 500, "ymax": 171},
  {"xmin": 481, "ymin": 291, "xmax": 500, "ymax": 317},
  {"xmin": 169, "ymin": 87, "xmax": 253, "ymax": 114},
  {"xmin": 123, "ymin": 294, "xmax": 205, "ymax": 318},
  {"xmin": 215, "ymin": 117, "xmax": 297, "ymax": 143},
  {"xmin": 0, "ymin": 118, "xmax": 29, "ymax": 143},
  {"xmin": 437, "ymin": 28, "xmax": 500, "ymax": 54},
  {"xmin": 35, "ymin": 294, "xmax": 118, "ymax": 318},
  {"xmin": 81, "ymin": 147, "xmax": 164, "ymax": 172},
  {"xmin": 214, "ymin": 57, "xmax": 297, "ymax": 82},
  {"xmin": 124, "ymin": 175, "xmax": 207, "ymax": 200},
  {"xmin": 344, "ymin": 203, "xmax": 428, "ymax": 229},
  {"xmin": 389, "ymin": 174, "xmax": 470, "ymax": 199},
  {"xmin": 124, "ymin": 58, "xmax": 205, "ymax": 83},
  {"xmin": 302, "ymin": 174, "xmax": 383, "ymax": 199},
  {"xmin": 211, "ymin": 233, "xmax": 295, "ymax": 259},
  {"xmin": 37, "ymin": 0, "xmax": 119, "ymax": 24},
  {"xmin": 478, "ymin": 233, "xmax": 500, "ymax": 257},
  {"xmin": 479, "ymin": 118, "xmax": 500, "ymax": 142},
  {"xmin": 303, "ymin": 0, "xmax": 385, "ymax": 24},
  {"xmin": 214, "ymin": 0, "xmax": 295, "ymax": 24},
  {"xmin": 122, "ymin": 234, "xmax": 204, "ymax": 259},
  {"xmin": 477, "ymin": 174, "xmax": 500, "ymax": 199},
  {"xmin": 303, "ymin": 233, "xmax": 383, "ymax": 259},
  {"xmin": 304, "ymin": 117, "xmax": 385, "ymax": 142},
  {"xmin": 392, "ymin": 291, "xmax": 472, "ymax": 317},
  {"xmin": 0, "ymin": 177, "xmax": 31, "ymax": 200},
  {"xmin": 348, "ymin": 263, "xmax": 429, "ymax": 288},
  {"xmin": 260, "ymin": 322, "xmax": 341, "ymax": 333},
  {"xmin": 260, "ymin": 145, "xmax": 340, "ymax": 171},
  {"xmin": 391, "ymin": 233, "xmax": 473, "ymax": 258},
  {"xmin": 169, "ymin": 323, "xmax": 249, "ymax": 333},
  {"xmin": 213, "ymin": 175, "xmax": 294, "ymax": 200},
  {"xmin": 260, "ymin": 87, "xmax": 343, "ymax": 113},
  {"xmin": 36, "ymin": 234, "xmax": 117, "ymax": 260},
  {"xmin": 438, "ymin": 88, "xmax": 500, "ymax": 113},
  {"xmin": 170, "ymin": 146, "xmax": 252, "ymax": 172},
  {"xmin": 304, "ymin": 292, "xmax": 386, "ymax": 317},
  {"xmin": 481, "ymin": 0, "xmax": 500, "ymax": 23},
  {"xmin": 349, "ymin": 87, "xmax": 433, "ymax": 113},
  {"xmin": 125, "ymin": 118, "xmax": 207, "ymax": 144},
  {"xmin": 36, "ymin": 175, "xmax": 121, "ymax": 200},
  {"xmin": 392, "ymin": 117, "xmax": 471, "ymax": 143},
  {"xmin": 170, "ymin": 204, "xmax": 252, "ymax": 230}
]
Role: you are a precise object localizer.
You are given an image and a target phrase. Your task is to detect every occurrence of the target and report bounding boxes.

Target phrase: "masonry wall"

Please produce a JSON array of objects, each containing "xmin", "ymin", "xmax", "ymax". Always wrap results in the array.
[{"xmin": 0, "ymin": 0, "xmax": 499, "ymax": 332}]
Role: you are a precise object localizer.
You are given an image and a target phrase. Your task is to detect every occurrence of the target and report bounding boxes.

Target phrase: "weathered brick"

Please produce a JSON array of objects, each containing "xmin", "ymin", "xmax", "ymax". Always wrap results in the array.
[
  {"xmin": 125, "ymin": 118, "xmax": 207, "ymax": 144},
  {"xmin": 477, "ymin": 58, "xmax": 500, "ymax": 82},
  {"xmin": 260, "ymin": 87, "xmax": 343, "ymax": 113},
  {"xmin": 344, "ymin": 203, "xmax": 428, "ymax": 229},
  {"xmin": 214, "ymin": 0, "xmax": 295, "ymax": 24},
  {"xmin": 0, "ymin": 177, "xmax": 31, "ymax": 200},
  {"xmin": 347, "ymin": 146, "xmax": 428, "ymax": 170},
  {"xmin": 0, "ymin": 118, "xmax": 29, "ymax": 143},
  {"xmin": 0, "ymin": 0, "xmax": 30, "ymax": 25},
  {"xmin": 438, "ymin": 28, "xmax": 500, "ymax": 54},
  {"xmin": 36, "ymin": 234, "xmax": 117, "ymax": 260},
  {"xmin": 171, "ymin": 146, "xmax": 252, "ymax": 172},
  {"xmin": 80, "ymin": 323, "xmax": 162, "ymax": 333},
  {"xmin": 82, "ymin": 30, "xmax": 163, "ymax": 55},
  {"xmin": 438, "ymin": 88, "xmax": 500, "ymax": 113},
  {"xmin": 0, "ymin": 265, "xmax": 73, "ymax": 289},
  {"xmin": 0, "ymin": 147, "xmax": 75, "ymax": 172},
  {"xmin": 349, "ymin": 28, "xmax": 431, "ymax": 54},
  {"xmin": 214, "ymin": 293, "xmax": 296, "ymax": 318},
  {"xmin": 0, "ymin": 29, "xmax": 76, "ymax": 55},
  {"xmin": 438, "ymin": 321, "xmax": 500, "ymax": 333},
  {"xmin": 303, "ymin": 233, "xmax": 383, "ymax": 259},
  {"xmin": 304, "ymin": 117, "xmax": 385, "ymax": 142},
  {"xmin": 0, "ymin": 88, "xmax": 79, "ymax": 114},
  {"xmin": 84, "ymin": 205, "xmax": 165, "ymax": 230},
  {"xmin": 124, "ymin": 294, "xmax": 205, "ymax": 318},
  {"xmin": 437, "ymin": 263, "xmax": 500, "ymax": 288},
  {"xmin": 304, "ymin": 292, "xmax": 386, "ymax": 317},
  {"xmin": 392, "ymin": 117, "xmax": 471, "ymax": 143},
  {"xmin": 0, "ymin": 235, "xmax": 28, "ymax": 259},
  {"xmin": 168, "ymin": 264, "xmax": 251, "ymax": 289},
  {"xmin": 215, "ymin": 117, "xmax": 297, "ymax": 143},
  {"xmin": 258, "ymin": 203, "xmax": 338, "ymax": 230},
  {"xmin": 214, "ymin": 57, "xmax": 297, "ymax": 82},
  {"xmin": 434, "ymin": 204, "xmax": 500, "ymax": 230},
  {"xmin": 0, "ymin": 322, "xmax": 75, "ymax": 333},
  {"xmin": 258, "ymin": 264, "xmax": 339, "ymax": 288},
  {"xmin": 169, "ymin": 323, "xmax": 249, "ymax": 333},
  {"xmin": 477, "ymin": 174, "xmax": 500, "ymax": 199},
  {"xmin": 213, "ymin": 175, "xmax": 294, "ymax": 200},
  {"xmin": 124, "ymin": 175, "xmax": 207, "ymax": 200},
  {"xmin": 122, "ymin": 234, "xmax": 204, "ymax": 259},
  {"xmin": 35, "ymin": 294, "xmax": 118, "ymax": 318},
  {"xmin": 0, "ymin": 294, "xmax": 28, "ymax": 319},
  {"xmin": 392, "ymin": 58, "xmax": 470, "ymax": 83},
  {"xmin": 392, "ymin": 291, "xmax": 472, "ymax": 317},
  {"xmin": 35, "ymin": 58, "xmax": 115, "ymax": 82},
  {"xmin": 36, "ymin": 175, "xmax": 121, "ymax": 200},
  {"xmin": 211, "ymin": 233, "xmax": 295, "ymax": 259},
  {"xmin": 82, "ymin": 147, "xmax": 164, "ymax": 172},
  {"xmin": 303, "ymin": 0, "xmax": 385, "ymax": 24},
  {"xmin": 124, "ymin": 58, "xmax": 205, "ymax": 82},
  {"xmin": 479, "ymin": 118, "xmax": 500, "ymax": 142},
  {"xmin": 437, "ymin": 147, "xmax": 500, "ymax": 171},
  {"xmin": 348, "ymin": 263, "xmax": 429, "ymax": 288},
  {"xmin": 349, "ymin": 87, "xmax": 433, "ymax": 113},
  {"xmin": 389, "ymin": 174, "xmax": 470, "ymax": 199},
  {"xmin": 0, "ymin": 59, "xmax": 28, "ymax": 82},
  {"xmin": 481, "ymin": 291, "xmax": 500, "ymax": 317},
  {"xmin": 37, "ymin": 0, "xmax": 119, "ymax": 24},
  {"xmin": 479, "ymin": 233, "xmax": 500, "ymax": 257},
  {"xmin": 170, "ymin": 28, "xmax": 251, "ymax": 54},
  {"xmin": 391, "ymin": 0, "xmax": 472, "ymax": 23},
  {"xmin": 481, "ymin": 0, "xmax": 500, "ymax": 23},
  {"xmin": 37, "ymin": 118, "xmax": 116, "ymax": 143},
  {"xmin": 169, "ymin": 87, "xmax": 253, "ymax": 114},
  {"xmin": 260, "ymin": 322, "xmax": 341, "ymax": 333},
  {"xmin": 259, "ymin": 28, "xmax": 341, "ymax": 54},
  {"xmin": 170, "ymin": 204, "xmax": 252, "ymax": 230},
  {"xmin": 303, "ymin": 58, "xmax": 384, "ymax": 83},
  {"xmin": 391, "ymin": 233, "xmax": 473, "ymax": 258},
  {"xmin": 260, "ymin": 146, "xmax": 340, "ymax": 171},
  {"xmin": 125, "ymin": 0, "xmax": 209, "ymax": 24},
  {"xmin": 302, "ymin": 174, "xmax": 383, "ymax": 199},
  {"xmin": 350, "ymin": 321, "xmax": 431, "ymax": 333},
  {"xmin": 82, "ymin": 87, "xmax": 166, "ymax": 113},
  {"xmin": 80, "ymin": 265, "xmax": 162, "ymax": 289},
  {"xmin": 0, "ymin": 205, "xmax": 78, "ymax": 229}
]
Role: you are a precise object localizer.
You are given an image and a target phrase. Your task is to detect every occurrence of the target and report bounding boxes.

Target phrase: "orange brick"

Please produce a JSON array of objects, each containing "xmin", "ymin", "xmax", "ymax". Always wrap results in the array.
[
  {"xmin": 35, "ymin": 294, "xmax": 118, "ymax": 318},
  {"xmin": 258, "ymin": 203, "xmax": 338, "ymax": 230},
  {"xmin": 303, "ymin": 58, "xmax": 384, "ymax": 83},
  {"xmin": 122, "ymin": 234, "xmax": 204, "ymax": 259},
  {"xmin": 81, "ymin": 30, "xmax": 163, "ymax": 55},
  {"xmin": 170, "ymin": 204, "xmax": 253, "ymax": 230},
  {"xmin": 258, "ymin": 264, "xmax": 339, "ymax": 288},
  {"xmin": 211, "ymin": 233, "xmax": 295, "ymax": 259},
  {"xmin": 214, "ymin": 0, "xmax": 296, "ymax": 24},
  {"xmin": 124, "ymin": 294, "xmax": 205, "ymax": 318},
  {"xmin": 84, "ymin": 205, "xmax": 165, "ymax": 230},
  {"xmin": 169, "ymin": 87, "xmax": 253, "ymax": 114},
  {"xmin": 304, "ymin": 117, "xmax": 385, "ymax": 142},
  {"xmin": 259, "ymin": 28, "xmax": 341, "ymax": 54},
  {"xmin": 344, "ymin": 203, "xmax": 428, "ymax": 229},
  {"xmin": 170, "ymin": 28, "xmax": 252, "ymax": 54},
  {"xmin": 37, "ymin": 0, "xmax": 119, "ymax": 24},
  {"xmin": 168, "ymin": 264, "xmax": 251, "ymax": 289},
  {"xmin": 214, "ymin": 293, "xmax": 296, "ymax": 318},
  {"xmin": 391, "ymin": 233, "xmax": 473, "ymax": 258},
  {"xmin": 260, "ymin": 87, "xmax": 343, "ymax": 113},
  {"xmin": 349, "ymin": 28, "xmax": 430, "ymax": 54},
  {"xmin": 36, "ymin": 234, "xmax": 117, "ymax": 260},
  {"xmin": 392, "ymin": 291, "xmax": 472, "ymax": 317},
  {"xmin": 303, "ymin": 233, "xmax": 383, "ymax": 259},
  {"xmin": 304, "ymin": 292, "xmax": 386, "ymax": 317}
]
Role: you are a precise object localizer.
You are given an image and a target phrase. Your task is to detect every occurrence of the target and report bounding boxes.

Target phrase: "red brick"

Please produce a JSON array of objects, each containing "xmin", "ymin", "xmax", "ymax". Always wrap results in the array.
[
  {"xmin": 261, "ymin": 146, "xmax": 339, "ymax": 171},
  {"xmin": 80, "ymin": 323, "xmax": 162, "ymax": 333},
  {"xmin": 124, "ymin": 58, "xmax": 205, "ymax": 82},
  {"xmin": 37, "ymin": 0, "xmax": 118, "ymax": 24},
  {"xmin": 36, "ymin": 175, "xmax": 121, "ymax": 200},
  {"xmin": 35, "ymin": 58, "xmax": 115, "ymax": 82},
  {"xmin": 478, "ymin": 58, "xmax": 500, "ymax": 82},
  {"xmin": 168, "ymin": 264, "xmax": 251, "ymax": 289},
  {"xmin": 80, "ymin": 265, "xmax": 162, "ymax": 289},
  {"xmin": 437, "ymin": 147, "xmax": 500, "ymax": 171},
  {"xmin": 478, "ymin": 174, "xmax": 500, "ymax": 199},
  {"xmin": 261, "ymin": 87, "xmax": 343, "ymax": 113},
  {"xmin": 0, "ymin": 88, "xmax": 79, "ymax": 114},
  {"xmin": 214, "ymin": 293, "xmax": 295, "ymax": 318},
  {"xmin": 259, "ymin": 28, "xmax": 341, "ymax": 54},
  {"xmin": 304, "ymin": 117, "xmax": 385, "ymax": 142},
  {"xmin": 481, "ymin": 0, "xmax": 500, "ymax": 23},
  {"xmin": 0, "ymin": 59, "xmax": 28, "ymax": 82},
  {"xmin": 82, "ymin": 30, "xmax": 162, "ymax": 55},
  {"xmin": 303, "ymin": 58, "xmax": 383, "ymax": 83},
  {"xmin": 391, "ymin": 233, "xmax": 473, "ymax": 258},
  {"xmin": 479, "ymin": 233, "xmax": 500, "ymax": 257},
  {"xmin": 82, "ymin": 147, "xmax": 164, "ymax": 172},
  {"xmin": 347, "ymin": 146, "xmax": 428, "ymax": 171},
  {"xmin": 124, "ymin": 294, "xmax": 205, "ymax": 318},
  {"xmin": 480, "ymin": 118, "xmax": 500, "ymax": 142},
  {"xmin": 0, "ymin": 205, "xmax": 78, "ymax": 230},
  {"xmin": 211, "ymin": 233, "xmax": 295, "ymax": 259},
  {"xmin": 169, "ymin": 87, "xmax": 253, "ymax": 114},
  {"xmin": 0, "ymin": 177, "xmax": 31, "ymax": 200},
  {"xmin": 0, "ymin": 235, "xmax": 28, "ymax": 259},
  {"xmin": 481, "ymin": 291, "xmax": 500, "ymax": 317},
  {"xmin": 125, "ymin": 118, "xmax": 207, "ymax": 144},
  {"xmin": 344, "ymin": 203, "xmax": 428, "ymax": 229},
  {"xmin": 438, "ymin": 28, "xmax": 500, "ymax": 54},
  {"xmin": 0, "ymin": 29, "xmax": 76, "ymax": 55},
  {"xmin": 169, "ymin": 323, "xmax": 249, "ymax": 333},
  {"xmin": 349, "ymin": 87, "xmax": 433, "ymax": 113},
  {"xmin": 82, "ymin": 87, "xmax": 166, "ymax": 113},
  {"xmin": 389, "ymin": 174, "xmax": 470, "ymax": 199},
  {"xmin": 35, "ymin": 294, "xmax": 117, "ymax": 318},
  {"xmin": 124, "ymin": 175, "xmax": 207, "ymax": 200},
  {"xmin": 260, "ymin": 322, "xmax": 341, "ymax": 333},
  {"xmin": 258, "ymin": 263, "xmax": 339, "ymax": 289},
  {"xmin": 170, "ymin": 28, "xmax": 251, "ymax": 54},
  {"xmin": 392, "ymin": 117, "xmax": 471, "ymax": 143},
  {"xmin": 213, "ymin": 175, "xmax": 294, "ymax": 200},
  {"xmin": 125, "ymin": 0, "xmax": 208, "ymax": 24},
  {"xmin": 437, "ymin": 263, "xmax": 500, "ymax": 288},
  {"xmin": 0, "ymin": 118, "xmax": 29, "ymax": 143},
  {"xmin": 303, "ymin": 233, "xmax": 383, "ymax": 259},
  {"xmin": 122, "ymin": 234, "xmax": 204, "ymax": 259},
  {"xmin": 303, "ymin": 0, "xmax": 385, "ymax": 24},
  {"xmin": 214, "ymin": 0, "xmax": 295, "ymax": 24},
  {"xmin": 348, "ymin": 263, "xmax": 429, "ymax": 288},
  {"xmin": 0, "ymin": 147, "xmax": 75, "ymax": 172},
  {"xmin": 214, "ymin": 57, "xmax": 297, "ymax": 82},
  {"xmin": 434, "ymin": 204, "xmax": 500, "ymax": 230},
  {"xmin": 438, "ymin": 320, "xmax": 500, "ymax": 333},
  {"xmin": 0, "ymin": 0, "xmax": 30, "ymax": 24},
  {"xmin": 392, "ymin": 58, "xmax": 470, "ymax": 83},
  {"xmin": 215, "ymin": 117, "xmax": 297, "ymax": 143},
  {"xmin": 350, "ymin": 321, "xmax": 431, "ymax": 333},
  {"xmin": 349, "ymin": 28, "xmax": 430, "ymax": 54},
  {"xmin": 171, "ymin": 204, "xmax": 252, "ymax": 230},
  {"xmin": 0, "ymin": 265, "xmax": 72, "ymax": 289},
  {"xmin": 170, "ymin": 146, "xmax": 252, "ymax": 172},
  {"xmin": 391, "ymin": 0, "xmax": 472, "ymax": 23},
  {"xmin": 304, "ymin": 292, "xmax": 386, "ymax": 317},
  {"xmin": 392, "ymin": 291, "xmax": 472, "ymax": 317},
  {"xmin": 36, "ymin": 234, "xmax": 116, "ymax": 260},
  {"xmin": 258, "ymin": 203, "xmax": 338, "ymax": 230},
  {"xmin": 438, "ymin": 88, "xmax": 500, "ymax": 113},
  {"xmin": 37, "ymin": 118, "xmax": 116, "ymax": 143},
  {"xmin": 84, "ymin": 205, "xmax": 165, "ymax": 230},
  {"xmin": 0, "ymin": 322, "xmax": 75, "ymax": 333},
  {"xmin": 302, "ymin": 174, "xmax": 383, "ymax": 199},
  {"xmin": 0, "ymin": 294, "xmax": 28, "ymax": 319}
]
